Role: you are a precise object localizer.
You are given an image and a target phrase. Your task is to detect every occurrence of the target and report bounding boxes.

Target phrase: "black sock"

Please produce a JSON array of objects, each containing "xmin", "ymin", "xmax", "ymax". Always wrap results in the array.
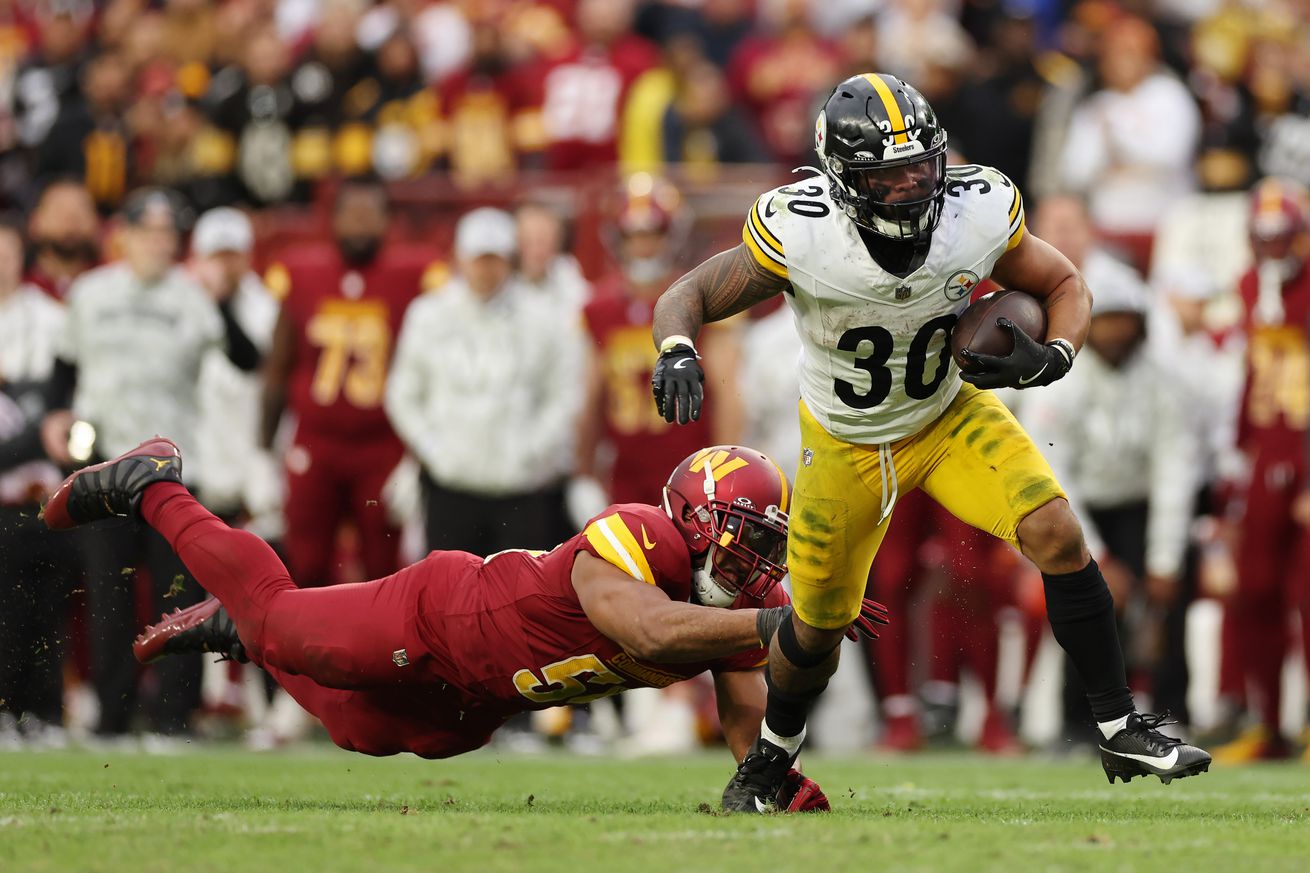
[
  {"xmin": 764, "ymin": 668, "xmax": 826, "ymax": 738},
  {"xmin": 1043, "ymin": 558, "xmax": 1134, "ymax": 723}
]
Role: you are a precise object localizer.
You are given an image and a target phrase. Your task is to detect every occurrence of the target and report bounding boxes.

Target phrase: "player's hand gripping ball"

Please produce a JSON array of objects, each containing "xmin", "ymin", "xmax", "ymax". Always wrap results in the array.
[{"xmin": 950, "ymin": 290, "xmax": 1071, "ymax": 390}]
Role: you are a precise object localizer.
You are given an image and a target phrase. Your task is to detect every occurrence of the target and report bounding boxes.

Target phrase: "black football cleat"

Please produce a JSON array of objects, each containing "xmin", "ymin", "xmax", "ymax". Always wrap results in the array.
[
  {"xmin": 42, "ymin": 437, "xmax": 182, "ymax": 530},
  {"xmin": 134, "ymin": 598, "xmax": 247, "ymax": 664},
  {"xmin": 1100, "ymin": 712, "xmax": 1212, "ymax": 785},
  {"xmin": 722, "ymin": 736, "xmax": 797, "ymax": 813}
]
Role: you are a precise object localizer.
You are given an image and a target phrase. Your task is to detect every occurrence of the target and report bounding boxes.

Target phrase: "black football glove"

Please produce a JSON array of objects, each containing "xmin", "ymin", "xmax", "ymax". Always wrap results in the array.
[
  {"xmin": 651, "ymin": 343, "xmax": 704, "ymax": 425},
  {"xmin": 756, "ymin": 598, "xmax": 890, "ymax": 648},
  {"xmin": 959, "ymin": 317, "xmax": 1072, "ymax": 390}
]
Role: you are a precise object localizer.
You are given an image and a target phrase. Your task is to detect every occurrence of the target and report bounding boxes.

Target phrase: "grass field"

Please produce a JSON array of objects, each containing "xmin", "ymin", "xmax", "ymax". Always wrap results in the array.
[{"xmin": 1, "ymin": 748, "xmax": 1306, "ymax": 873}]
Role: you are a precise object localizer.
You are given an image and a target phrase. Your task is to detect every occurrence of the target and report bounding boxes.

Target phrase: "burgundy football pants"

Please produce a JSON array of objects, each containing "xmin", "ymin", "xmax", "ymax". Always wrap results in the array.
[{"xmin": 140, "ymin": 482, "xmax": 501, "ymax": 757}]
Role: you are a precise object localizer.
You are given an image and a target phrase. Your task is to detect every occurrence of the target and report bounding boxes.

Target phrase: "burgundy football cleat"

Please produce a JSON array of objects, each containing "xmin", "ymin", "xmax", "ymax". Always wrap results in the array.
[
  {"xmin": 134, "ymin": 598, "xmax": 247, "ymax": 665},
  {"xmin": 42, "ymin": 437, "xmax": 182, "ymax": 530}
]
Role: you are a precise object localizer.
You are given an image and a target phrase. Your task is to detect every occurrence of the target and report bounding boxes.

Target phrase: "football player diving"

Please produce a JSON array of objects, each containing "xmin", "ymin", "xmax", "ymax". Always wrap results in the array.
[
  {"xmin": 650, "ymin": 73, "xmax": 1211, "ymax": 812},
  {"xmin": 41, "ymin": 438, "xmax": 885, "ymax": 810}
]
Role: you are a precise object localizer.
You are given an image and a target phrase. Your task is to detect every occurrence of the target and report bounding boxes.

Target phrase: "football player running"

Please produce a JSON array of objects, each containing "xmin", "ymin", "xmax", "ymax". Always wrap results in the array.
[
  {"xmin": 41, "ymin": 438, "xmax": 884, "ymax": 809},
  {"xmin": 650, "ymin": 73, "xmax": 1211, "ymax": 811}
]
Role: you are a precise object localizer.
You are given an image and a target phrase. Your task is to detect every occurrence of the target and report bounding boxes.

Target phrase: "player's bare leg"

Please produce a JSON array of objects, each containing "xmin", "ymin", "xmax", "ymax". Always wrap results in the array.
[{"xmin": 1016, "ymin": 498, "xmax": 1210, "ymax": 783}]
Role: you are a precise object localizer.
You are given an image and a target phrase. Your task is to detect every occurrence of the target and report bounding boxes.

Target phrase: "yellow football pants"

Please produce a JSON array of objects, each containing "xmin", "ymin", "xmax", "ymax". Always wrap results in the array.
[{"xmin": 787, "ymin": 383, "xmax": 1066, "ymax": 629}]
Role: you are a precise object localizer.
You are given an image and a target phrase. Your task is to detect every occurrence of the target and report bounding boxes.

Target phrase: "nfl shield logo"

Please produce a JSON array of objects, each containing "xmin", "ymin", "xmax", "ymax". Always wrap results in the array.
[{"xmin": 895, "ymin": 285, "xmax": 912, "ymax": 300}]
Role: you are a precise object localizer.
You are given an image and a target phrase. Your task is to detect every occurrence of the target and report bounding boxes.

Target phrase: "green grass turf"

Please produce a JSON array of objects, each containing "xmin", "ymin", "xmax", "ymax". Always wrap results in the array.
[{"xmin": 0, "ymin": 748, "xmax": 1306, "ymax": 873}]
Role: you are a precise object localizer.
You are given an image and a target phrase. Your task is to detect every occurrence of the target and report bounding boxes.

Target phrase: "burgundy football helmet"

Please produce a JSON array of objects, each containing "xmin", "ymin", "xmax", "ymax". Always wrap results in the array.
[
  {"xmin": 663, "ymin": 445, "xmax": 790, "ymax": 607},
  {"xmin": 1249, "ymin": 177, "xmax": 1309, "ymax": 278}
]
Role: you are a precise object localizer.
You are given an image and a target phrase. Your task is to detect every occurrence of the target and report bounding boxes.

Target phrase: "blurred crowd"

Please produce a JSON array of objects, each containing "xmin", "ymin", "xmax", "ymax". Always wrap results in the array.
[{"xmin": 2, "ymin": 0, "xmax": 1310, "ymax": 763}]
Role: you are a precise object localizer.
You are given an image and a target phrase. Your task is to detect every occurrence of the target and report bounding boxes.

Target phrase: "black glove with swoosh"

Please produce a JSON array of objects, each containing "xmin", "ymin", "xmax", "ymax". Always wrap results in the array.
[
  {"xmin": 651, "ymin": 343, "xmax": 704, "ymax": 425},
  {"xmin": 959, "ymin": 318, "xmax": 1072, "ymax": 390}
]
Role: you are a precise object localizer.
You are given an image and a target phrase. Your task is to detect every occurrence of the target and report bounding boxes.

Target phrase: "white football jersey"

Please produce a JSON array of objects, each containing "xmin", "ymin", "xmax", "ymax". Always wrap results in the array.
[{"xmin": 741, "ymin": 164, "xmax": 1025, "ymax": 444}]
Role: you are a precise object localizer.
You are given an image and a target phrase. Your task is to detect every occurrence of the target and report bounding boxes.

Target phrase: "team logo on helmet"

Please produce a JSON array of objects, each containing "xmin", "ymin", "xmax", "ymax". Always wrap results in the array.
[{"xmin": 814, "ymin": 110, "xmax": 827, "ymax": 155}]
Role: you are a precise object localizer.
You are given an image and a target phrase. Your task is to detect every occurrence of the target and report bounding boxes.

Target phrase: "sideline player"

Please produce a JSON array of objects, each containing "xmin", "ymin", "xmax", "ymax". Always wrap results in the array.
[
  {"xmin": 650, "ymin": 73, "xmax": 1211, "ymax": 809},
  {"xmin": 42, "ymin": 438, "xmax": 884, "ymax": 801},
  {"xmin": 260, "ymin": 177, "xmax": 440, "ymax": 588}
]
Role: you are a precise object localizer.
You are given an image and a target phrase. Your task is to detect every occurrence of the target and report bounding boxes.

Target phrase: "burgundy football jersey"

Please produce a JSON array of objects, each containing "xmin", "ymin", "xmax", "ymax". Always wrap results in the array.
[
  {"xmin": 1236, "ymin": 265, "xmax": 1310, "ymax": 458},
  {"xmin": 269, "ymin": 242, "xmax": 442, "ymax": 440},
  {"xmin": 411, "ymin": 502, "xmax": 779, "ymax": 714}
]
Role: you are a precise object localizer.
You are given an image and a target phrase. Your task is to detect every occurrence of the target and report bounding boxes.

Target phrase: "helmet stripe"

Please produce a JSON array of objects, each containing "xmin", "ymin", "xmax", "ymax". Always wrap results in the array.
[
  {"xmin": 773, "ymin": 460, "xmax": 790, "ymax": 513},
  {"xmin": 861, "ymin": 73, "xmax": 909, "ymax": 144}
]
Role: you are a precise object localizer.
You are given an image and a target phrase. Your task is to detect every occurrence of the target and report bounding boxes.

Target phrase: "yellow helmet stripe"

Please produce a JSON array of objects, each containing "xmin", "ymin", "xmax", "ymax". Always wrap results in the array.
[
  {"xmin": 861, "ymin": 73, "xmax": 908, "ymax": 145},
  {"xmin": 771, "ymin": 459, "xmax": 790, "ymax": 513}
]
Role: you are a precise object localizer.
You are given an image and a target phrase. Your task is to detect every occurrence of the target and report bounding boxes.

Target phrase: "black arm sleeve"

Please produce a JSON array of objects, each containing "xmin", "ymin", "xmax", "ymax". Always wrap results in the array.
[
  {"xmin": 219, "ymin": 300, "xmax": 262, "ymax": 372},
  {"xmin": 44, "ymin": 358, "xmax": 77, "ymax": 411}
]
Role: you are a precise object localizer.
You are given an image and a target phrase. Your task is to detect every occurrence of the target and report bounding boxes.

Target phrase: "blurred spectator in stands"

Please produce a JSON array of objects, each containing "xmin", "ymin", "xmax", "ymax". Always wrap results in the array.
[
  {"xmin": 620, "ymin": 30, "xmax": 705, "ymax": 173},
  {"xmin": 386, "ymin": 207, "xmax": 584, "ymax": 553},
  {"xmin": 41, "ymin": 187, "xmax": 261, "ymax": 743},
  {"xmin": 11, "ymin": 0, "xmax": 94, "ymax": 160},
  {"xmin": 829, "ymin": 12, "xmax": 879, "ymax": 81},
  {"xmin": 1021, "ymin": 193, "xmax": 1202, "ymax": 745},
  {"xmin": 0, "ymin": 219, "xmax": 72, "ymax": 749},
  {"xmin": 34, "ymin": 50, "xmax": 133, "ymax": 212},
  {"xmin": 198, "ymin": 22, "xmax": 295, "ymax": 205},
  {"xmin": 728, "ymin": 0, "xmax": 840, "ymax": 165},
  {"xmin": 437, "ymin": 16, "xmax": 546, "ymax": 187},
  {"xmin": 953, "ymin": 12, "xmax": 1051, "ymax": 194},
  {"xmin": 25, "ymin": 180, "xmax": 100, "ymax": 300},
  {"xmin": 1060, "ymin": 15, "xmax": 1200, "ymax": 272},
  {"xmin": 573, "ymin": 176, "xmax": 740, "ymax": 530},
  {"xmin": 261, "ymin": 177, "xmax": 436, "ymax": 588},
  {"xmin": 1251, "ymin": 21, "xmax": 1310, "ymax": 188},
  {"xmin": 662, "ymin": 58, "xmax": 768, "ymax": 169},
  {"xmin": 1188, "ymin": 10, "xmax": 1261, "ymax": 193},
  {"xmin": 188, "ymin": 207, "xmax": 279, "ymax": 526},
  {"xmin": 516, "ymin": 201, "xmax": 589, "ymax": 311},
  {"xmin": 287, "ymin": 0, "xmax": 376, "ymax": 184},
  {"xmin": 540, "ymin": 0, "xmax": 658, "ymax": 171},
  {"xmin": 1213, "ymin": 178, "xmax": 1310, "ymax": 763},
  {"xmin": 878, "ymin": 0, "xmax": 974, "ymax": 88},
  {"xmin": 361, "ymin": 25, "xmax": 440, "ymax": 181}
]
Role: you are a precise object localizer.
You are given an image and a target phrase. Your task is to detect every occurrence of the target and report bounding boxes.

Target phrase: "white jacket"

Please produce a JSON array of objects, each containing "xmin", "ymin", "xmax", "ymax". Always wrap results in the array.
[{"xmin": 385, "ymin": 277, "xmax": 586, "ymax": 495}]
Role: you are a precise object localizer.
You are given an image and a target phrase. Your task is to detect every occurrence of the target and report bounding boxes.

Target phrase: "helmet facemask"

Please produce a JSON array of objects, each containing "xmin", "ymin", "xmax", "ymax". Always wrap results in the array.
[
  {"xmin": 827, "ymin": 148, "xmax": 947, "ymax": 242},
  {"xmin": 691, "ymin": 503, "xmax": 788, "ymax": 608}
]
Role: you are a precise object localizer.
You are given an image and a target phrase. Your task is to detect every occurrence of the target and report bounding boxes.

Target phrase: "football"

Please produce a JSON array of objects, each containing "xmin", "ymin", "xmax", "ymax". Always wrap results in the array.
[{"xmin": 950, "ymin": 289, "xmax": 1048, "ymax": 371}]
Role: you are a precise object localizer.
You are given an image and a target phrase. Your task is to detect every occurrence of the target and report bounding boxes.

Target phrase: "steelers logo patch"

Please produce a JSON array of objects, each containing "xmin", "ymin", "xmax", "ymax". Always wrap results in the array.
[{"xmin": 944, "ymin": 270, "xmax": 979, "ymax": 300}]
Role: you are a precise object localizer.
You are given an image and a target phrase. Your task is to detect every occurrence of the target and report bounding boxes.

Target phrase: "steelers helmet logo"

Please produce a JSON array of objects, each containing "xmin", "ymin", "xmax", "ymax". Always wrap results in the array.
[{"xmin": 814, "ymin": 110, "xmax": 827, "ymax": 156}]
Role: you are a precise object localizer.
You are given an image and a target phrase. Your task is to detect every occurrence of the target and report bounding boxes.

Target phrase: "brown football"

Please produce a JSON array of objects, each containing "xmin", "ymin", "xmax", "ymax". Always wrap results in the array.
[{"xmin": 950, "ymin": 290, "xmax": 1047, "ymax": 371}]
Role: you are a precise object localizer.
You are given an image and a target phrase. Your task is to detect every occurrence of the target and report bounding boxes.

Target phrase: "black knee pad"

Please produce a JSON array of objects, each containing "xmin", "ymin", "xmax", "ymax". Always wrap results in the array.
[
  {"xmin": 776, "ymin": 613, "xmax": 840, "ymax": 669},
  {"xmin": 1042, "ymin": 558, "xmax": 1113, "ymax": 624}
]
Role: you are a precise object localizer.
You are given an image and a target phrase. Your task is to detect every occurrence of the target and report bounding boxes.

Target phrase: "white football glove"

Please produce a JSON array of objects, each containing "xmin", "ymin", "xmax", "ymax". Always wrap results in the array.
[
  {"xmin": 382, "ymin": 455, "xmax": 422, "ymax": 527},
  {"xmin": 565, "ymin": 475, "xmax": 609, "ymax": 532}
]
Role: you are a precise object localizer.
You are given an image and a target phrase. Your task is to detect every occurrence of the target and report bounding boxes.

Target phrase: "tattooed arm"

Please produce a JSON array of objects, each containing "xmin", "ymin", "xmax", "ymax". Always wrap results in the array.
[
  {"xmin": 650, "ymin": 244, "xmax": 790, "ymax": 424},
  {"xmin": 652, "ymin": 244, "xmax": 791, "ymax": 348}
]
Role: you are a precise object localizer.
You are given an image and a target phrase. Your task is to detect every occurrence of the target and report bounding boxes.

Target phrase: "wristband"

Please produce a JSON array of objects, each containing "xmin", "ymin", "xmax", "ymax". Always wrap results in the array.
[
  {"xmin": 1047, "ymin": 338, "xmax": 1076, "ymax": 368},
  {"xmin": 659, "ymin": 335, "xmax": 697, "ymax": 355}
]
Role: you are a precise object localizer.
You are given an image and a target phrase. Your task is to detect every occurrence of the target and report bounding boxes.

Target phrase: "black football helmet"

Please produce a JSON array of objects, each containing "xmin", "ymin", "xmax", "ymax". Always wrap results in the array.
[{"xmin": 814, "ymin": 73, "xmax": 948, "ymax": 242}]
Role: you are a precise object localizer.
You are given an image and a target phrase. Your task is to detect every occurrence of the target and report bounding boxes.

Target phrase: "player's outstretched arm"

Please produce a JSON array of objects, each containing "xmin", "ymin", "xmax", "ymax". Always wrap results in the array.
[
  {"xmin": 572, "ymin": 552, "xmax": 763, "ymax": 662},
  {"xmin": 651, "ymin": 244, "xmax": 790, "ymax": 424},
  {"xmin": 713, "ymin": 668, "xmax": 766, "ymax": 762}
]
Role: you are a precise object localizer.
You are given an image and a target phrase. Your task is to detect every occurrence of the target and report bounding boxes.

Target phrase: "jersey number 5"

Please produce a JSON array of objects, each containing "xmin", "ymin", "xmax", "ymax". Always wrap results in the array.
[
  {"xmin": 513, "ymin": 654, "xmax": 627, "ymax": 705},
  {"xmin": 835, "ymin": 314, "xmax": 957, "ymax": 409}
]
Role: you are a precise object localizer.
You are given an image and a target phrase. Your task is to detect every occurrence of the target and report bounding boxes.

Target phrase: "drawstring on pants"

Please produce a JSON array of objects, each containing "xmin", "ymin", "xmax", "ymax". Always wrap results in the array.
[{"xmin": 876, "ymin": 442, "xmax": 898, "ymax": 524}]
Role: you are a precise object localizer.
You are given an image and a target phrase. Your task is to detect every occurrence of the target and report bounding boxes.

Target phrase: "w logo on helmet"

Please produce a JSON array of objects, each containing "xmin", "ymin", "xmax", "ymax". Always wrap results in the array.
[{"xmin": 688, "ymin": 449, "xmax": 748, "ymax": 481}]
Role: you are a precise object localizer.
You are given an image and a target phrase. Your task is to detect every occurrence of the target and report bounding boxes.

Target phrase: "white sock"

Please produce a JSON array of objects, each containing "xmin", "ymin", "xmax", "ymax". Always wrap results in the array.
[
  {"xmin": 1097, "ymin": 714, "xmax": 1131, "ymax": 740},
  {"xmin": 760, "ymin": 722, "xmax": 805, "ymax": 757}
]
